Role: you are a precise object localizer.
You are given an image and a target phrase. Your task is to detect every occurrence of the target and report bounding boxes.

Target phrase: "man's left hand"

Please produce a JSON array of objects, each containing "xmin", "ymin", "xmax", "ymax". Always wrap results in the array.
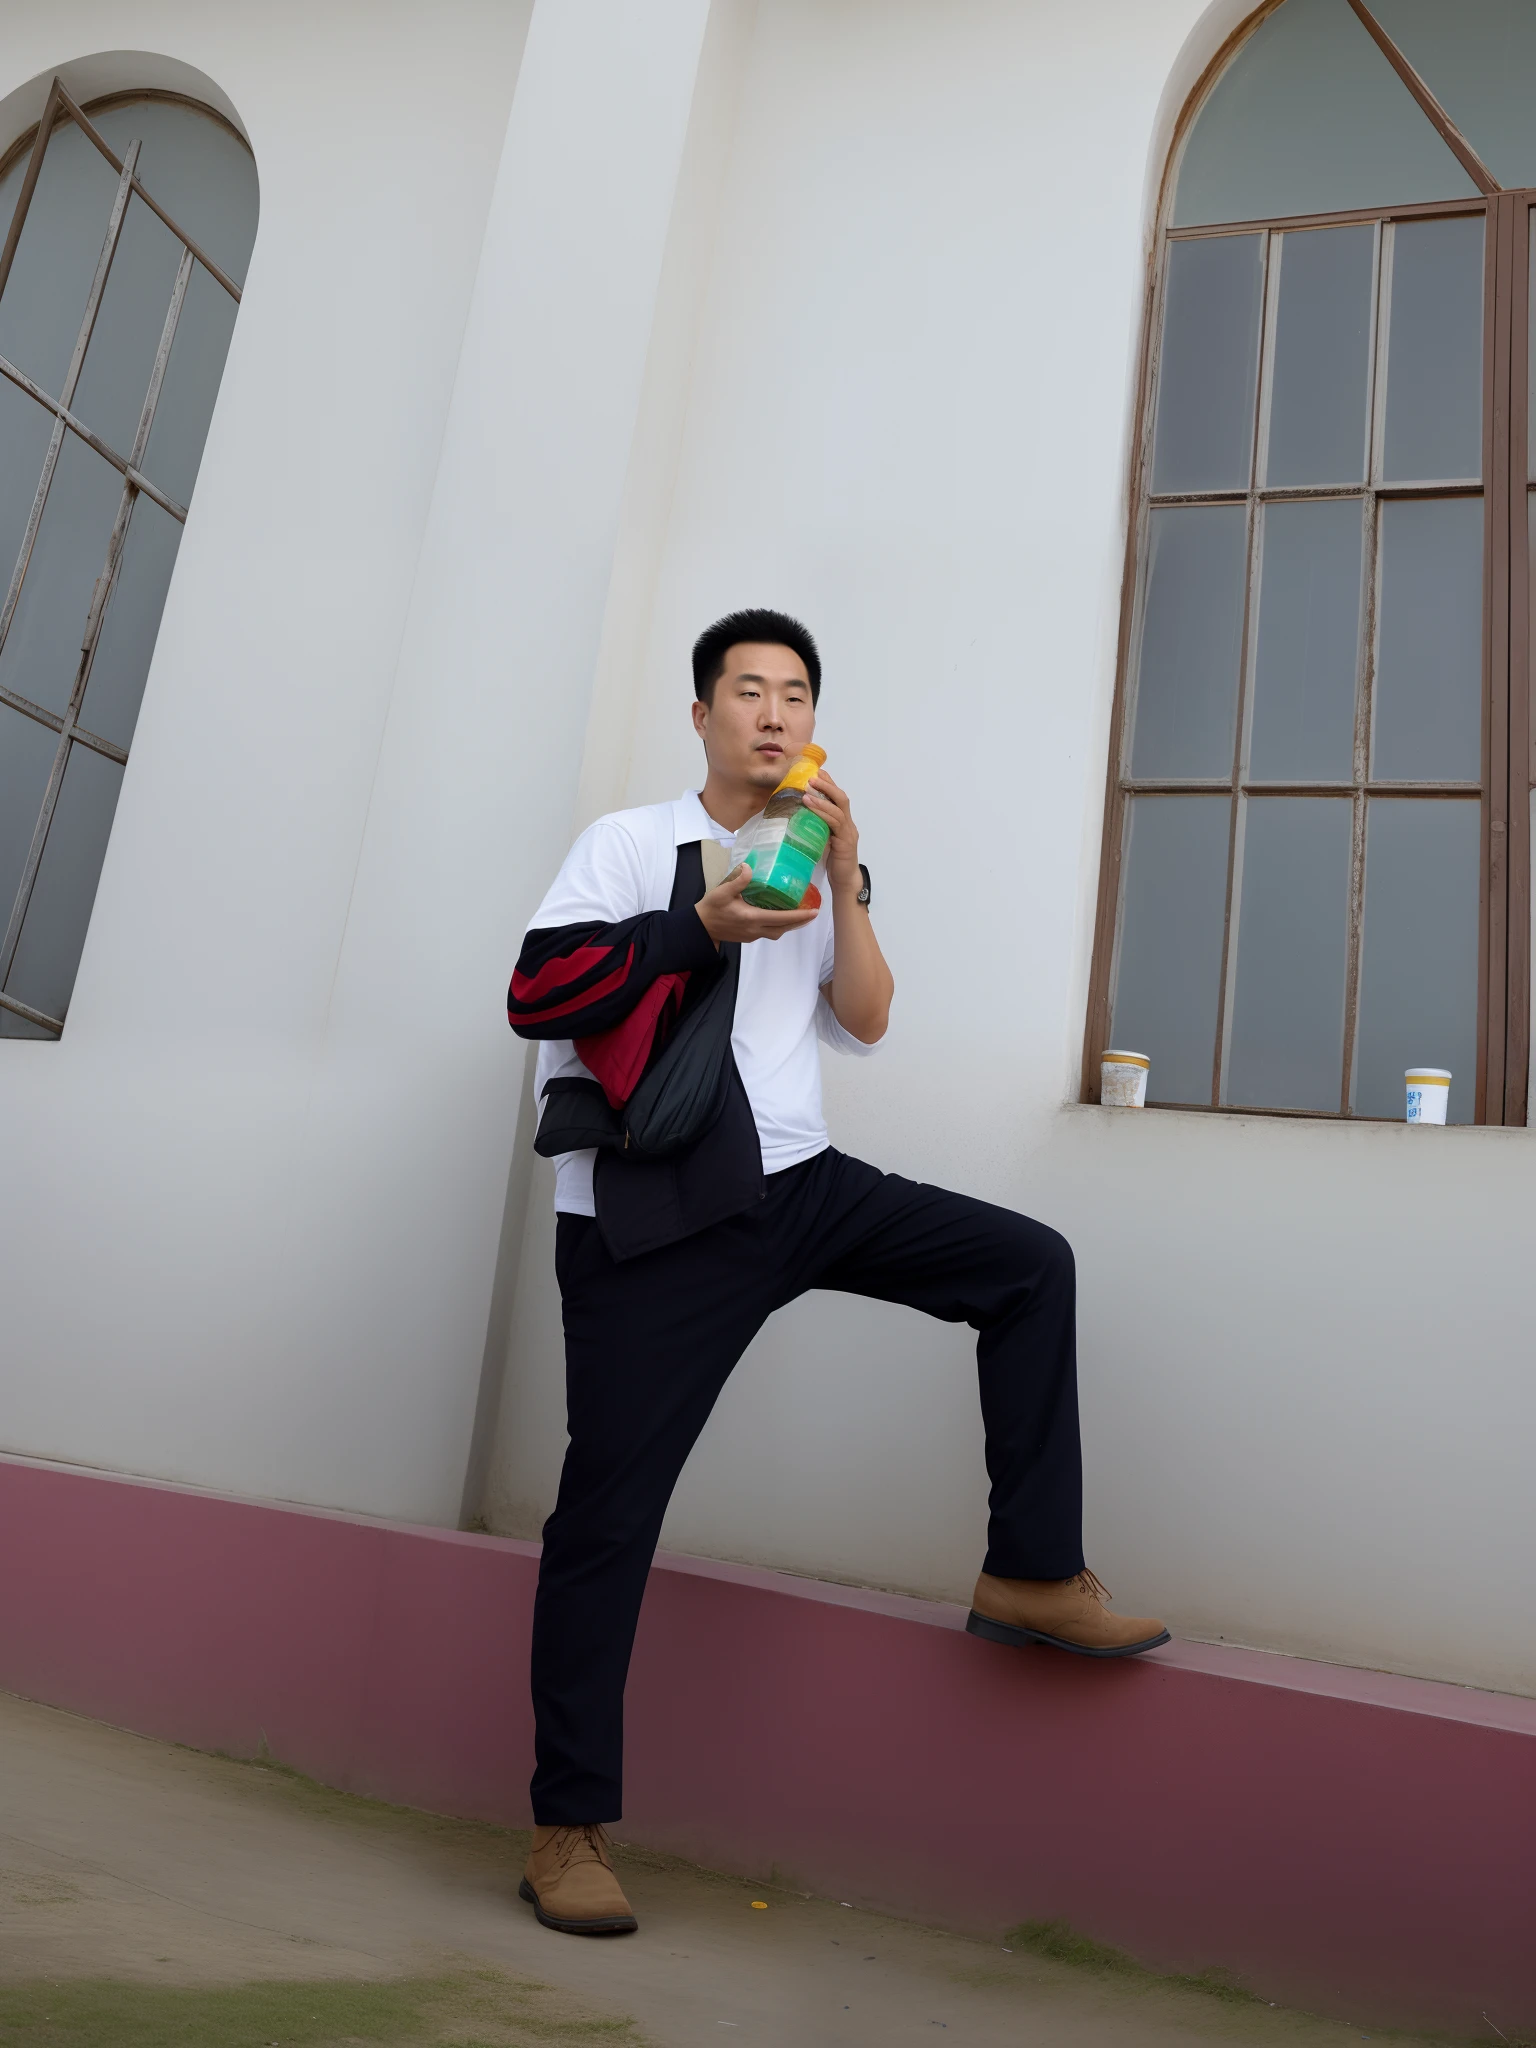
[{"xmin": 804, "ymin": 772, "xmax": 862, "ymax": 895}]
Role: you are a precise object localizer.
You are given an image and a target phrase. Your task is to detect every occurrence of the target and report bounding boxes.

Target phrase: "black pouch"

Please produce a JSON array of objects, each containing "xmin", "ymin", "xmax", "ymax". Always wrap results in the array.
[
  {"xmin": 532, "ymin": 1076, "xmax": 622, "ymax": 1158},
  {"xmin": 594, "ymin": 1066, "xmax": 762, "ymax": 1260},
  {"xmin": 621, "ymin": 940, "xmax": 739, "ymax": 1156}
]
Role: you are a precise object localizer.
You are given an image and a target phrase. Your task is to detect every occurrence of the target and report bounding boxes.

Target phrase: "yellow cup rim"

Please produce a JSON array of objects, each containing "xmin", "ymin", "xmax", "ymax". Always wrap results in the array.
[
  {"xmin": 1405, "ymin": 1070, "xmax": 1452, "ymax": 1084},
  {"xmin": 1101, "ymin": 1050, "xmax": 1150, "ymax": 1069}
]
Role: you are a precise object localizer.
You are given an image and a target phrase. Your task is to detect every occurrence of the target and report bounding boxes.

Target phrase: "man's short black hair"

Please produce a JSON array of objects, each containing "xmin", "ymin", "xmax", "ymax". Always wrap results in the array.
[{"xmin": 692, "ymin": 608, "xmax": 821, "ymax": 706}]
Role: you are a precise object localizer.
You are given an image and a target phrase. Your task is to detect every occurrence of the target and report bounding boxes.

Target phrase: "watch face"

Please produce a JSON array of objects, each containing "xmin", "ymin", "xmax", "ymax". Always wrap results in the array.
[{"xmin": 856, "ymin": 863, "xmax": 871, "ymax": 906}]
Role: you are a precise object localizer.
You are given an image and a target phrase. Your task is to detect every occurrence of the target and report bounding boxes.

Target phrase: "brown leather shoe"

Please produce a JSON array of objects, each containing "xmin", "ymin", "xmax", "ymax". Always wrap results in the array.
[
  {"xmin": 967, "ymin": 1568, "xmax": 1170, "ymax": 1658},
  {"xmin": 519, "ymin": 1824, "xmax": 638, "ymax": 1935}
]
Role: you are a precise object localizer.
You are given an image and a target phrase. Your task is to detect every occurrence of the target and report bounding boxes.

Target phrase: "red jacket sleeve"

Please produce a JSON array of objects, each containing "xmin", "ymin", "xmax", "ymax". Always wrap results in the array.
[{"xmin": 508, "ymin": 907, "xmax": 720, "ymax": 1107}]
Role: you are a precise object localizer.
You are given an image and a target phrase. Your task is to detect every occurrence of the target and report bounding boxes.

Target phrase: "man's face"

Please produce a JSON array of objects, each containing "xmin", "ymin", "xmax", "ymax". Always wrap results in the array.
[{"xmin": 692, "ymin": 642, "xmax": 816, "ymax": 793}]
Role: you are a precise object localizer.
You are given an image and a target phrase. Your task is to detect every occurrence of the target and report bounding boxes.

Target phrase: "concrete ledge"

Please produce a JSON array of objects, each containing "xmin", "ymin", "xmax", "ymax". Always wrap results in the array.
[{"xmin": 1, "ymin": 1453, "xmax": 1531, "ymax": 2032}]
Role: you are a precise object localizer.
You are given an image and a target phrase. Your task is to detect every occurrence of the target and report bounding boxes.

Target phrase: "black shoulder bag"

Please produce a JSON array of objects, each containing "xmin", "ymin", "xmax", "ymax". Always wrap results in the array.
[{"xmin": 532, "ymin": 841, "xmax": 764, "ymax": 1259}]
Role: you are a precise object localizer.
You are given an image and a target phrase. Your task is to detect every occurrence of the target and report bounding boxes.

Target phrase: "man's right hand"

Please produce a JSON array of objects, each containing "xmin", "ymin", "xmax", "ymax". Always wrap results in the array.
[{"xmin": 696, "ymin": 864, "xmax": 820, "ymax": 946}]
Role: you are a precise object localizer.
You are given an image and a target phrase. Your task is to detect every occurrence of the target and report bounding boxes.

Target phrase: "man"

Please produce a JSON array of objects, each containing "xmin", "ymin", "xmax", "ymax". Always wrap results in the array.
[{"xmin": 507, "ymin": 607, "xmax": 1167, "ymax": 1937}]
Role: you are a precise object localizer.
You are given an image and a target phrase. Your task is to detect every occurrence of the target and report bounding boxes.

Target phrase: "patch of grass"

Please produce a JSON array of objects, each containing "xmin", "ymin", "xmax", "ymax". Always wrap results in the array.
[
  {"xmin": 184, "ymin": 1745, "xmax": 772, "ymax": 1914},
  {"xmin": 190, "ymin": 1748, "xmax": 527, "ymax": 1858},
  {"xmin": 1007, "ymin": 1919, "xmax": 1259, "ymax": 2009},
  {"xmin": 1003, "ymin": 1922, "xmax": 1528, "ymax": 2045},
  {"xmin": 1008, "ymin": 1918, "xmax": 1140, "ymax": 1977},
  {"xmin": 0, "ymin": 1874, "xmax": 81, "ymax": 1908},
  {"xmin": 0, "ymin": 1967, "xmax": 643, "ymax": 2048}
]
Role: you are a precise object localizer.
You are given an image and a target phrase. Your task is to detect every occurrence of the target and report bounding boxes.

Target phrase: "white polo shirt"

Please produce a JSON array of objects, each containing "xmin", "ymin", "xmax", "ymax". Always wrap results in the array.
[{"xmin": 528, "ymin": 790, "xmax": 879, "ymax": 1215}]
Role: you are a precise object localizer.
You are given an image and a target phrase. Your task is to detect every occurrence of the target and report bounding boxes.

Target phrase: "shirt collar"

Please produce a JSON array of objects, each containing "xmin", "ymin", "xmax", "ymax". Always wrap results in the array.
[{"xmin": 672, "ymin": 789, "xmax": 733, "ymax": 845}]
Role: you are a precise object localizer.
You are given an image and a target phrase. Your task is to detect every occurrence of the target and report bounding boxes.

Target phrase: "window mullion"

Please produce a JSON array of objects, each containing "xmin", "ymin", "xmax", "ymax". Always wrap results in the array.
[
  {"xmin": 1341, "ymin": 790, "xmax": 1368, "ymax": 1113},
  {"xmin": 1337, "ymin": 227, "xmax": 1389, "ymax": 1117},
  {"xmin": 131, "ymin": 247, "xmax": 193, "ymax": 469},
  {"xmin": 1213, "ymin": 788, "xmax": 1244, "ymax": 1107},
  {"xmin": 1211, "ymin": 230, "xmax": 1277, "ymax": 1107},
  {"xmin": 0, "ymin": 78, "xmax": 62, "ymax": 303},
  {"xmin": 1343, "ymin": 0, "xmax": 1501, "ymax": 196},
  {"xmin": 1340, "ymin": 485, "xmax": 1377, "ymax": 1114},
  {"xmin": 1507, "ymin": 202, "xmax": 1533, "ymax": 1123},
  {"xmin": 0, "ymin": 990, "xmax": 64, "ymax": 1035},
  {"xmin": 0, "ymin": 730, "xmax": 72, "ymax": 986},
  {"xmin": 51, "ymin": 81, "xmax": 243, "ymax": 304},
  {"xmin": 58, "ymin": 139, "xmax": 141, "ymax": 413},
  {"xmin": 0, "ymin": 356, "xmax": 189, "ymax": 518},
  {"xmin": 61, "ymin": 248, "xmax": 195, "ymax": 755},
  {"xmin": 0, "ymin": 139, "xmax": 143, "ymax": 669},
  {"xmin": 1479, "ymin": 196, "xmax": 1516, "ymax": 1121}
]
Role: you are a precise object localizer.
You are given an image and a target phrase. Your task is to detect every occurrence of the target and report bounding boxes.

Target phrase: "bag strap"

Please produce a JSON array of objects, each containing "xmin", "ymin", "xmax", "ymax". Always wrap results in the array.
[
  {"xmin": 667, "ymin": 837, "xmax": 738, "ymax": 1016},
  {"xmin": 669, "ymin": 834, "xmax": 732, "ymax": 911},
  {"xmin": 669, "ymin": 839, "xmax": 705, "ymax": 911},
  {"xmin": 699, "ymin": 837, "xmax": 732, "ymax": 891}
]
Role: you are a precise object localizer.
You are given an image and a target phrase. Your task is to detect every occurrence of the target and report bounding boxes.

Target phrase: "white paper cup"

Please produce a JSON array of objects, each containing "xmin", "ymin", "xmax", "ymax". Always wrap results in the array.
[
  {"xmin": 1405, "ymin": 1068, "xmax": 1451, "ymax": 1125},
  {"xmin": 1101, "ymin": 1050, "xmax": 1150, "ymax": 1108}
]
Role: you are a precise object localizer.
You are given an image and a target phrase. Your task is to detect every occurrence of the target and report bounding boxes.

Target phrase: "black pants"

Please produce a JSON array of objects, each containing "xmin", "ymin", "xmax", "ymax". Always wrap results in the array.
[{"xmin": 530, "ymin": 1147, "xmax": 1083, "ymax": 1823}]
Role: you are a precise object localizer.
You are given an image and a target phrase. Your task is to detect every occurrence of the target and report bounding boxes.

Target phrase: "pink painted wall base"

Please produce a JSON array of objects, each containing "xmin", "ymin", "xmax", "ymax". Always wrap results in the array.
[{"xmin": 1, "ymin": 1454, "xmax": 1530, "ymax": 2032}]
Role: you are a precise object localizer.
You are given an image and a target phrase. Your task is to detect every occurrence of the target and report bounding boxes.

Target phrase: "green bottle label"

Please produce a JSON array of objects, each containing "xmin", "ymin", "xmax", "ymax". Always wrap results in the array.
[
  {"xmin": 741, "ymin": 841, "xmax": 818, "ymax": 908},
  {"xmin": 784, "ymin": 807, "xmax": 831, "ymax": 860}
]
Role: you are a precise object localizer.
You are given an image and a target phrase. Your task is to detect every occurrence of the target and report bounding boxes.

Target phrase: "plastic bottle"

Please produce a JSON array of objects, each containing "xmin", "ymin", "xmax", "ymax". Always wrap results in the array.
[{"xmin": 734, "ymin": 744, "xmax": 830, "ymax": 909}]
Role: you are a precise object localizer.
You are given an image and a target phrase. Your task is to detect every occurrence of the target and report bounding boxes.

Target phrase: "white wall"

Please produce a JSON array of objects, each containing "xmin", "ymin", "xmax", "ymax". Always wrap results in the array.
[
  {"xmin": 0, "ymin": 0, "xmax": 535, "ymax": 1513},
  {"xmin": 483, "ymin": 0, "xmax": 1536, "ymax": 1700},
  {"xmin": 0, "ymin": 0, "xmax": 718, "ymax": 1525}
]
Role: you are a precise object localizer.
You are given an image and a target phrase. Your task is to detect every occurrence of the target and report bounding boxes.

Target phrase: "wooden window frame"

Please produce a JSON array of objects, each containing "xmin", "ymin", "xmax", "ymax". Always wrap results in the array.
[
  {"xmin": 0, "ymin": 79, "xmax": 247, "ymax": 1038},
  {"xmin": 1082, "ymin": 3, "xmax": 1535, "ymax": 1127}
]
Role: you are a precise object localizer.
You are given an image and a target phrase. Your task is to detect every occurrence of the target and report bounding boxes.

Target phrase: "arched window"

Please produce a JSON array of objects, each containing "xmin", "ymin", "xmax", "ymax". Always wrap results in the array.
[
  {"xmin": 0, "ymin": 78, "xmax": 256, "ymax": 1039},
  {"xmin": 1087, "ymin": 0, "xmax": 1536, "ymax": 1125}
]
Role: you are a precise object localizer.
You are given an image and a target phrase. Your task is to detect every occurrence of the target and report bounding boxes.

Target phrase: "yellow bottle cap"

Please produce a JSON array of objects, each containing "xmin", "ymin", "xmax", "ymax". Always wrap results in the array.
[{"xmin": 774, "ymin": 744, "xmax": 827, "ymax": 795}]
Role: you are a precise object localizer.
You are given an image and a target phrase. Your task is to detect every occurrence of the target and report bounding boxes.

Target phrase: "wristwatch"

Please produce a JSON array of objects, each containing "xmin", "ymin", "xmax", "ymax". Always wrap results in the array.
[{"xmin": 856, "ymin": 863, "xmax": 871, "ymax": 907}]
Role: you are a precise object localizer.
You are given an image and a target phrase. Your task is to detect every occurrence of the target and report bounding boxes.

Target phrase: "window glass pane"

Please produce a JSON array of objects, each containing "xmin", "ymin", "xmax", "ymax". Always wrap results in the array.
[
  {"xmin": 0, "ymin": 378, "xmax": 55, "ymax": 591},
  {"xmin": 0, "ymin": 704, "xmax": 61, "ymax": 924},
  {"xmin": 1265, "ymin": 225, "xmax": 1373, "ymax": 488},
  {"xmin": 0, "ymin": 435, "xmax": 123, "ymax": 720},
  {"xmin": 1373, "ymin": 497, "xmax": 1482, "ymax": 782},
  {"xmin": 1529, "ymin": 213, "xmax": 1536, "ymax": 483},
  {"xmin": 92, "ymin": 102, "xmax": 260, "ymax": 290},
  {"xmin": 1151, "ymin": 235, "xmax": 1262, "ymax": 494},
  {"xmin": 1368, "ymin": 0, "xmax": 1536, "ymax": 193},
  {"xmin": 142, "ymin": 267, "xmax": 239, "ymax": 505},
  {"xmin": 1382, "ymin": 216, "xmax": 1484, "ymax": 484},
  {"xmin": 1226, "ymin": 797, "xmax": 1352, "ymax": 1111},
  {"xmin": 70, "ymin": 194, "xmax": 183, "ymax": 462},
  {"xmin": 1130, "ymin": 505, "xmax": 1248, "ymax": 779},
  {"xmin": 1354, "ymin": 798, "xmax": 1479, "ymax": 1122},
  {"xmin": 0, "ymin": 119, "xmax": 120, "ymax": 398},
  {"xmin": 1110, "ymin": 796, "xmax": 1231, "ymax": 1106},
  {"xmin": 4, "ymin": 741, "xmax": 122, "ymax": 1021},
  {"xmin": 1172, "ymin": 0, "xmax": 1476, "ymax": 229},
  {"xmin": 1249, "ymin": 498, "xmax": 1362, "ymax": 782},
  {"xmin": 79, "ymin": 497, "xmax": 181, "ymax": 750}
]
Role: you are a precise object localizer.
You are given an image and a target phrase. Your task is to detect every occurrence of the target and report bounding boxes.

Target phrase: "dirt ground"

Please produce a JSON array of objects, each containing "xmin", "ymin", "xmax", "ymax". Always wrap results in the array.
[{"xmin": 0, "ymin": 1689, "xmax": 1448, "ymax": 2047}]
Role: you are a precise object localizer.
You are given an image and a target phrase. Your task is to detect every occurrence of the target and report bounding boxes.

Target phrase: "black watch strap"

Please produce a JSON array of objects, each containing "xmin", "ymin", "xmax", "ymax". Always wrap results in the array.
[{"xmin": 856, "ymin": 863, "xmax": 871, "ymax": 907}]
